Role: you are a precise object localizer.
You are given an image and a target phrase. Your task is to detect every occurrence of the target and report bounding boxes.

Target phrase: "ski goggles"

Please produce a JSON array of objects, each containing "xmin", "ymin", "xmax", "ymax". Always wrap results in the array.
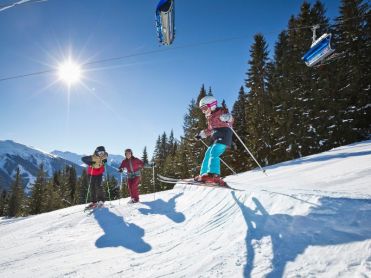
[
  {"xmin": 200, "ymin": 100, "xmax": 217, "ymax": 112},
  {"xmin": 97, "ymin": 151, "xmax": 105, "ymax": 156}
]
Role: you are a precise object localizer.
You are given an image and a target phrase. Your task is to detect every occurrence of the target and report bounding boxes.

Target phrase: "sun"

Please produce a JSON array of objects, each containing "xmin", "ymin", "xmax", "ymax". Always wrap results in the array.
[{"xmin": 58, "ymin": 59, "xmax": 82, "ymax": 86}]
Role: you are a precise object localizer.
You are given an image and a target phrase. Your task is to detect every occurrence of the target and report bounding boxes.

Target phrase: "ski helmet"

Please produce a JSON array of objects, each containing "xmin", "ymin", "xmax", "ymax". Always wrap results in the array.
[
  {"xmin": 95, "ymin": 146, "xmax": 106, "ymax": 156},
  {"xmin": 199, "ymin": 96, "xmax": 217, "ymax": 111}
]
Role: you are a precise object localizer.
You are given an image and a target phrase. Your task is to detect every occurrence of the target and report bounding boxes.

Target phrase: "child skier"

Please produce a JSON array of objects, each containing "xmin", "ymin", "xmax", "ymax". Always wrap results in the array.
[
  {"xmin": 195, "ymin": 96, "xmax": 234, "ymax": 185},
  {"xmin": 82, "ymin": 146, "xmax": 108, "ymax": 209},
  {"xmin": 118, "ymin": 149, "xmax": 144, "ymax": 203}
]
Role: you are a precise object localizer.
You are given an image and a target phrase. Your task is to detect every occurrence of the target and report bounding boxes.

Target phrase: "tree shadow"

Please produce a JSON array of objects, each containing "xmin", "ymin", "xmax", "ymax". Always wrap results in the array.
[
  {"xmin": 231, "ymin": 191, "xmax": 371, "ymax": 278},
  {"xmin": 93, "ymin": 208, "xmax": 151, "ymax": 253},
  {"xmin": 138, "ymin": 193, "xmax": 186, "ymax": 223}
]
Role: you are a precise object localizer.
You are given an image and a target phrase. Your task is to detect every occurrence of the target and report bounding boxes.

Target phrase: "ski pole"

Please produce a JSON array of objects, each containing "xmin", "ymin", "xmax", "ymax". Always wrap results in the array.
[
  {"xmin": 228, "ymin": 125, "xmax": 267, "ymax": 175},
  {"xmin": 199, "ymin": 138, "xmax": 236, "ymax": 175},
  {"xmin": 119, "ymin": 172, "xmax": 123, "ymax": 206},
  {"xmin": 85, "ymin": 168, "xmax": 93, "ymax": 205},
  {"xmin": 104, "ymin": 164, "xmax": 112, "ymax": 206}
]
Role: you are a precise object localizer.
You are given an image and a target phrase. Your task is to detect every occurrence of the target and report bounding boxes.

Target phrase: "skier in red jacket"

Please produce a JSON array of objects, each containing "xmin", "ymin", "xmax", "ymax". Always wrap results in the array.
[
  {"xmin": 118, "ymin": 149, "xmax": 144, "ymax": 203},
  {"xmin": 81, "ymin": 146, "xmax": 108, "ymax": 209}
]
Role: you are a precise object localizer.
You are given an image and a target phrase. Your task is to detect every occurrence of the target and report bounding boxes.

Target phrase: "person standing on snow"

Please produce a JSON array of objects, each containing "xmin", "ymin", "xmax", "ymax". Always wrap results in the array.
[
  {"xmin": 118, "ymin": 149, "xmax": 144, "ymax": 203},
  {"xmin": 195, "ymin": 96, "xmax": 234, "ymax": 185},
  {"xmin": 82, "ymin": 146, "xmax": 108, "ymax": 208}
]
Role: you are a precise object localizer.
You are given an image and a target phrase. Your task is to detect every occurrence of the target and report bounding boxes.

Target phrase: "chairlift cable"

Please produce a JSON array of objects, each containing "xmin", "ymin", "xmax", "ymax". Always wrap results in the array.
[{"xmin": 0, "ymin": 13, "xmax": 369, "ymax": 83}]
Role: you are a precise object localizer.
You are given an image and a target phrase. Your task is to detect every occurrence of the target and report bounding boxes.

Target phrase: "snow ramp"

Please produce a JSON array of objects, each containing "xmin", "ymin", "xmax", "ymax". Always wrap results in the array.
[{"xmin": 1, "ymin": 140, "xmax": 371, "ymax": 277}]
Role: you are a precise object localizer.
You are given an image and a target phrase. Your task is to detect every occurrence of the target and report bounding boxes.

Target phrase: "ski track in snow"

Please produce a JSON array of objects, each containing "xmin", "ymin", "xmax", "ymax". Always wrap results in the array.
[{"xmin": 0, "ymin": 140, "xmax": 371, "ymax": 277}]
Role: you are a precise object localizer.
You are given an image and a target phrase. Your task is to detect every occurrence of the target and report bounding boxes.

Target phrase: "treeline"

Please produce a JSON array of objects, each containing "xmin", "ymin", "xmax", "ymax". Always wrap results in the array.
[
  {"xmin": 0, "ymin": 149, "xmax": 159, "ymax": 217},
  {"xmin": 151, "ymin": 0, "xmax": 370, "ymax": 179},
  {"xmin": 0, "ymin": 165, "xmax": 120, "ymax": 217}
]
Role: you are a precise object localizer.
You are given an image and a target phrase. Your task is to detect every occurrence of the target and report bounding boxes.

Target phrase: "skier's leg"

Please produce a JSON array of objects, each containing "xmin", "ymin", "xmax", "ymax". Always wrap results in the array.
[
  {"xmin": 91, "ymin": 176, "xmax": 98, "ymax": 203},
  {"xmin": 207, "ymin": 143, "xmax": 227, "ymax": 175},
  {"xmin": 131, "ymin": 177, "xmax": 140, "ymax": 202},
  {"xmin": 127, "ymin": 178, "xmax": 134, "ymax": 200},
  {"xmin": 200, "ymin": 146, "xmax": 213, "ymax": 175},
  {"xmin": 96, "ymin": 175, "xmax": 105, "ymax": 203}
]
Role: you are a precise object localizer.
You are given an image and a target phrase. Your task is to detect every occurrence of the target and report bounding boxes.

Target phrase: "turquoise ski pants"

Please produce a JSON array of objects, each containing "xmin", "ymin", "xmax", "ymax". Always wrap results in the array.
[{"xmin": 200, "ymin": 143, "xmax": 227, "ymax": 176}]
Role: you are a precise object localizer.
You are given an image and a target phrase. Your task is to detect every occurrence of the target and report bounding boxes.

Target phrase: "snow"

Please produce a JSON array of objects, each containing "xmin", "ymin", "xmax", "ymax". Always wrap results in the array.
[{"xmin": 0, "ymin": 140, "xmax": 371, "ymax": 277}]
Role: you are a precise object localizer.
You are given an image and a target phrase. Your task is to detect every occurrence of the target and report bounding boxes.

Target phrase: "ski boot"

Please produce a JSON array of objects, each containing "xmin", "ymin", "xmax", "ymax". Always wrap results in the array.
[
  {"xmin": 128, "ymin": 198, "xmax": 139, "ymax": 204},
  {"xmin": 85, "ymin": 202, "xmax": 97, "ymax": 210},
  {"xmin": 198, "ymin": 173, "xmax": 226, "ymax": 186}
]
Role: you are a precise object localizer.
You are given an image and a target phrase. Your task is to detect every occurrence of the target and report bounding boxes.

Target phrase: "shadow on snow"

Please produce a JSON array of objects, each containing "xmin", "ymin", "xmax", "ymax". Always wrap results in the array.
[
  {"xmin": 93, "ymin": 208, "xmax": 151, "ymax": 253},
  {"xmin": 231, "ymin": 191, "xmax": 371, "ymax": 278},
  {"xmin": 138, "ymin": 193, "xmax": 186, "ymax": 223}
]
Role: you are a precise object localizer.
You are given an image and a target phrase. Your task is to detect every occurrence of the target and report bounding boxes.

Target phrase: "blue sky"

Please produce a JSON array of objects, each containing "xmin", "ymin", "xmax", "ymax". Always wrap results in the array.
[{"xmin": 0, "ymin": 0, "xmax": 339, "ymax": 157}]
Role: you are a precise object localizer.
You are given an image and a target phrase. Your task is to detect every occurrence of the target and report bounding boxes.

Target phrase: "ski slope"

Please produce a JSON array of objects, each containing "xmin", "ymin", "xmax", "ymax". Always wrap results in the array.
[{"xmin": 0, "ymin": 140, "xmax": 370, "ymax": 277}]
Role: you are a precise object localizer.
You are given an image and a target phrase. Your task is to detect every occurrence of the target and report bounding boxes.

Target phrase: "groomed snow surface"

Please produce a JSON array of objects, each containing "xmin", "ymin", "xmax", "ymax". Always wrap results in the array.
[{"xmin": 1, "ymin": 140, "xmax": 371, "ymax": 277}]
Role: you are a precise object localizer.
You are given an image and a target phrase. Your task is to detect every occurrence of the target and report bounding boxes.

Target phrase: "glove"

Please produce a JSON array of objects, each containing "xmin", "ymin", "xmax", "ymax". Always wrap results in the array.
[
  {"xmin": 195, "ymin": 130, "xmax": 207, "ymax": 140},
  {"xmin": 118, "ymin": 168, "xmax": 123, "ymax": 173},
  {"xmin": 220, "ymin": 113, "xmax": 233, "ymax": 123},
  {"xmin": 102, "ymin": 159, "xmax": 107, "ymax": 164}
]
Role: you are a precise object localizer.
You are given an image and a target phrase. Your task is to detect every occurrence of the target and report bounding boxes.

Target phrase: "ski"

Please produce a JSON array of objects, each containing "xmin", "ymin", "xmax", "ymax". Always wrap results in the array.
[
  {"xmin": 84, "ymin": 202, "xmax": 105, "ymax": 214},
  {"xmin": 157, "ymin": 174, "xmax": 187, "ymax": 182},
  {"xmin": 157, "ymin": 176, "xmax": 243, "ymax": 191}
]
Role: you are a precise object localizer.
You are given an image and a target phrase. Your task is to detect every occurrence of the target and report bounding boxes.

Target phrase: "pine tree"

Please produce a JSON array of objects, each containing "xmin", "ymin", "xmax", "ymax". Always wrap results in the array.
[
  {"xmin": 171, "ymin": 138, "xmax": 192, "ymax": 178},
  {"xmin": 160, "ymin": 132, "xmax": 168, "ymax": 161},
  {"xmin": 332, "ymin": 0, "xmax": 370, "ymax": 144},
  {"xmin": 66, "ymin": 166, "xmax": 78, "ymax": 204},
  {"xmin": 307, "ymin": 0, "xmax": 339, "ymax": 152},
  {"xmin": 142, "ymin": 146, "xmax": 149, "ymax": 165},
  {"xmin": 57, "ymin": 166, "xmax": 75, "ymax": 207},
  {"xmin": 207, "ymin": 86, "xmax": 213, "ymax": 96},
  {"xmin": 140, "ymin": 146, "xmax": 153, "ymax": 194},
  {"xmin": 51, "ymin": 170, "xmax": 64, "ymax": 208},
  {"xmin": 245, "ymin": 33, "xmax": 273, "ymax": 166},
  {"xmin": 43, "ymin": 180, "xmax": 60, "ymax": 212},
  {"xmin": 168, "ymin": 130, "xmax": 177, "ymax": 156},
  {"xmin": 153, "ymin": 135, "xmax": 163, "ymax": 168},
  {"xmin": 197, "ymin": 84, "xmax": 207, "ymax": 104},
  {"xmin": 8, "ymin": 168, "xmax": 25, "ymax": 217},
  {"xmin": 28, "ymin": 164, "xmax": 47, "ymax": 215},
  {"xmin": 78, "ymin": 170, "xmax": 90, "ymax": 204},
  {"xmin": 230, "ymin": 86, "xmax": 251, "ymax": 171},
  {"xmin": 0, "ymin": 188, "xmax": 8, "ymax": 217},
  {"xmin": 268, "ymin": 30, "xmax": 292, "ymax": 163}
]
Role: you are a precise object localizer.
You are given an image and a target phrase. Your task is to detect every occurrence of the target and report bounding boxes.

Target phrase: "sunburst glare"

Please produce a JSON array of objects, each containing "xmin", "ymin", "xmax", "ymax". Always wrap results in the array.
[{"xmin": 58, "ymin": 59, "xmax": 82, "ymax": 86}]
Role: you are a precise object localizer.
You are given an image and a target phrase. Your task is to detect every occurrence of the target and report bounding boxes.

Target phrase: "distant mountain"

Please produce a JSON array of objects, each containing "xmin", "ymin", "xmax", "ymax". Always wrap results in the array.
[
  {"xmin": 51, "ymin": 150, "xmax": 124, "ymax": 180},
  {"xmin": 0, "ymin": 140, "xmax": 84, "ymax": 193},
  {"xmin": 51, "ymin": 150, "xmax": 124, "ymax": 169}
]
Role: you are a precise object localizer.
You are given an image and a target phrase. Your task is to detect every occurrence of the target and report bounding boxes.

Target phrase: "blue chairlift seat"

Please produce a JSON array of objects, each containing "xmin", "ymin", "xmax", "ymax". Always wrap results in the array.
[
  {"xmin": 155, "ymin": 0, "xmax": 175, "ymax": 45},
  {"xmin": 302, "ymin": 33, "xmax": 335, "ymax": 67}
]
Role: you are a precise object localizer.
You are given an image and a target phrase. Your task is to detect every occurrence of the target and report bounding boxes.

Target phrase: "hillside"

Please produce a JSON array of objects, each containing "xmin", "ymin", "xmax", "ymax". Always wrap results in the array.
[{"xmin": 0, "ymin": 140, "xmax": 370, "ymax": 277}]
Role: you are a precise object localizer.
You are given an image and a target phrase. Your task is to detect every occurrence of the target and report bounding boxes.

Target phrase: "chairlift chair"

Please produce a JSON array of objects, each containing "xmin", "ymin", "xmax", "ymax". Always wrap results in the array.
[
  {"xmin": 155, "ymin": 0, "xmax": 175, "ymax": 45},
  {"xmin": 302, "ymin": 25, "xmax": 335, "ymax": 67}
]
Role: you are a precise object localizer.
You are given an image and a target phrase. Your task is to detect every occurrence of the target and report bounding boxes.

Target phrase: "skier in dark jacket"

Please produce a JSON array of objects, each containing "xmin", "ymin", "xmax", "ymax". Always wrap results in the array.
[
  {"xmin": 195, "ymin": 96, "xmax": 234, "ymax": 186},
  {"xmin": 82, "ymin": 146, "xmax": 108, "ymax": 209},
  {"xmin": 118, "ymin": 149, "xmax": 144, "ymax": 203}
]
